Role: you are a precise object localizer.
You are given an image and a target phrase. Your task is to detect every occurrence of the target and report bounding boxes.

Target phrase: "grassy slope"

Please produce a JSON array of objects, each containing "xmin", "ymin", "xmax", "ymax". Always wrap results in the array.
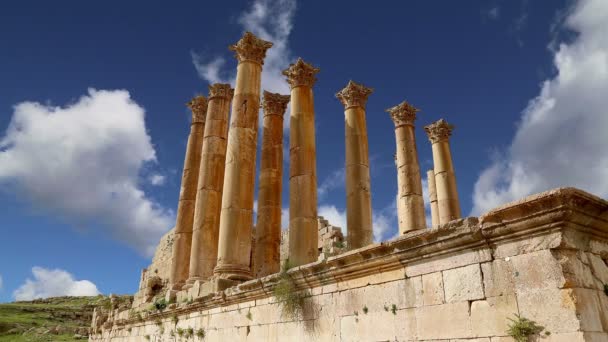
[{"xmin": 0, "ymin": 296, "xmax": 112, "ymax": 342}]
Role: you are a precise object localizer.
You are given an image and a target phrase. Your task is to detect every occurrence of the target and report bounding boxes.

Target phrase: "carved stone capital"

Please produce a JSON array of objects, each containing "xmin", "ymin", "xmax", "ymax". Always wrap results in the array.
[
  {"xmin": 262, "ymin": 91, "xmax": 290, "ymax": 116},
  {"xmin": 229, "ymin": 32, "xmax": 273, "ymax": 65},
  {"xmin": 335, "ymin": 80, "xmax": 373, "ymax": 109},
  {"xmin": 425, "ymin": 119, "xmax": 454, "ymax": 143},
  {"xmin": 282, "ymin": 58, "xmax": 320, "ymax": 89},
  {"xmin": 187, "ymin": 95, "xmax": 208, "ymax": 123},
  {"xmin": 208, "ymin": 83, "xmax": 234, "ymax": 100},
  {"xmin": 386, "ymin": 101, "xmax": 419, "ymax": 127}
]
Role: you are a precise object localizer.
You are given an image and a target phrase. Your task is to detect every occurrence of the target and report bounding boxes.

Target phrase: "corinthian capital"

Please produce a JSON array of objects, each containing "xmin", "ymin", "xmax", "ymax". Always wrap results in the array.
[
  {"xmin": 282, "ymin": 58, "xmax": 320, "ymax": 89},
  {"xmin": 262, "ymin": 91, "xmax": 290, "ymax": 116},
  {"xmin": 229, "ymin": 32, "xmax": 273, "ymax": 65},
  {"xmin": 386, "ymin": 101, "xmax": 419, "ymax": 127},
  {"xmin": 208, "ymin": 83, "xmax": 234, "ymax": 100},
  {"xmin": 187, "ymin": 95, "xmax": 208, "ymax": 123},
  {"xmin": 335, "ymin": 80, "xmax": 373, "ymax": 109},
  {"xmin": 424, "ymin": 119, "xmax": 454, "ymax": 143}
]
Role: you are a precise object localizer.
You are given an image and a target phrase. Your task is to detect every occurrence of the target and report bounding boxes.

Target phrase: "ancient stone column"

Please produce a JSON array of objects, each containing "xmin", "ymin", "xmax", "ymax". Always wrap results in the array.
[
  {"xmin": 424, "ymin": 119, "xmax": 461, "ymax": 224},
  {"xmin": 186, "ymin": 84, "xmax": 234, "ymax": 287},
  {"xmin": 336, "ymin": 81, "xmax": 373, "ymax": 249},
  {"xmin": 387, "ymin": 101, "xmax": 426, "ymax": 234},
  {"xmin": 283, "ymin": 58, "xmax": 320, "ymax": 267},
  {"xmin": 169, "ymin": 95, "xmax": 207, "ymax": 290},
  {"xmin": 254, "ymin": 91, "xmax": 290, "ymax": 278},
  {"xmin": 427, "ymin": 169, "xmax": 439, "ymax": 227},
  {"xmin": 214, "ymin": 32, "xmax": 272, "ymax": 281}
]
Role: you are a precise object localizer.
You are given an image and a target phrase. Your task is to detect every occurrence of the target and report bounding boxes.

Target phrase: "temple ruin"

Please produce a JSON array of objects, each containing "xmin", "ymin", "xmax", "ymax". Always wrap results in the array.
[{"xmin": 90, "ymin": 32, "xmax": 608, "ymax": 342}]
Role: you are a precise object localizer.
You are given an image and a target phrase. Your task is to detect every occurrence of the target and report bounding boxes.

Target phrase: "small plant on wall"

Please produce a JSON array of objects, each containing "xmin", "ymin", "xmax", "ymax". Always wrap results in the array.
[
  {"xmin": 506, "ymin": 314, "xmax": 545, "ymax": 342},
  {"xmin": 272, "ymin": 260, "xmax": 310, "ymax": 320}
]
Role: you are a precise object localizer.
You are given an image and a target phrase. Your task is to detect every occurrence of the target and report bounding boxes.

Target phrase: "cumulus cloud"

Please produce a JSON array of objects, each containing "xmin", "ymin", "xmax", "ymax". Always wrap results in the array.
[
  {"xmin": 318, "ymin": 204, "xmax": 397, "ymax": 243},
  {"xmin": 148, "ymin": 174, "xmax": 166, "ymax": 186},
  {"xmin": 0, "ymin": 89, "xmax": 174, "ymax": 256},
  {"xmin": 0, "ymin": 274, "xmax": 3, "ymax": 291},
  {"xmin": 482, "ymin": 6, "xmax": 501, "ymax": 21},
  {"xmin": 472, "ymin": 0, "xmax": 608, "ymax": 214},
  {"xmin": 14, "ymin": 267, "xmax": 100, "ymax": 301},
  {"xmin": 192, "ymin": 0, "xmax": 296, "ymax": 99},
  {"xmin": 317, "ymin": 168, "xmax": 345, "ymax": 200}
]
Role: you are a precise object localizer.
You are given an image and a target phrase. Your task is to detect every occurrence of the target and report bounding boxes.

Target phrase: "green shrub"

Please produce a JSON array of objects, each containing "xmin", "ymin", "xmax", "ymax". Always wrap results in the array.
[
  {"xmin": 154, "ymin": 297, "xmax": 168, "ymax": 311},
  {"xmin": 507, "ymin": 314, "xmax": 544, "ymax": 342},
  {"xmin": 273, "ymin": 260, "xmax": 309, "ymax": 320},
  {"xmin": 196, "ymin": 328, "xmax": 206, "ymax": 339}
]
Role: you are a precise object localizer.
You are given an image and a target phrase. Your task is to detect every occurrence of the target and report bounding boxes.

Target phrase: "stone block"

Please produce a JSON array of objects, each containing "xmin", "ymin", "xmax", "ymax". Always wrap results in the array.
[
  {"xmin": 422, "ymin": 272, "xmax": 444, "ymax": 305},
  {"xmin": 516, "ymin": 287, "xmax": 581, "ymax": 334},
  {"xmin": 443, "ymin": 264, "xmax": 485, "ymax": 302},
  {"xmin": 510, "ymin": 250, "xmax": 565, "ymax": 291},
  {"xmin": 416, "ymin": 302, "xmax": 472, "ymax": 340},
  {"xmin": 402, "ymin": 276, "xmax": 423, "ymax": 308},
  {"xmin": 554, "ymin": 250, "xmax": 598, "ymax": 289},
  {"xmin": 405, "ymin": 248, "xmax": 492, "ymax": 277},
  {"xmin": 338, "ymin": 307, "xmax": 416, "ymax": 342},
  {"xmin": 470, "ymin": 295, "xmax": 518, "ymax": 337},
  {"xmin": 588, "ymin": 253, "xmax": 608, "ymax": 285},
  {"xmin": 492, "ymin": 232, "xmax": 563, "ymax": 259},
  {"xmin": 481, "ymin": 260, "xmax": 516, "ymax": 297}
]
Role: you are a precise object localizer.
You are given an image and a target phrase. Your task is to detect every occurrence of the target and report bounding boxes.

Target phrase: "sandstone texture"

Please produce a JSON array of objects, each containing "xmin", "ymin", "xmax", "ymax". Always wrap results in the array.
[{"xmin": 92, "ymin": 187, "xmax": 608, "ymax": 342}]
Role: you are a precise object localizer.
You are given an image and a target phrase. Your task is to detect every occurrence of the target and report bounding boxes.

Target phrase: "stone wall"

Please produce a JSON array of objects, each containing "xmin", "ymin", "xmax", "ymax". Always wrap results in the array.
[
  {"xmin": 132, "ymin": 229, "xmax": 175, "ymax": 309},
  {"xmin": 91, "ymin": 188, "xmax": 608, "ymax": 341}
]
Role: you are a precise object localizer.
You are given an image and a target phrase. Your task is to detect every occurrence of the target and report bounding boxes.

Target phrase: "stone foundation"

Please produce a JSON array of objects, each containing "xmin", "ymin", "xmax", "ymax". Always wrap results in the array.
[{"xmin": 91, "ymin": 188, "xmax": 608, "ymax": 341}]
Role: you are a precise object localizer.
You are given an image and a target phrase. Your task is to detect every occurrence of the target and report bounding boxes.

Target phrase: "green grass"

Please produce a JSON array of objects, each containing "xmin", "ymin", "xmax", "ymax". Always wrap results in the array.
[
  {"xmin": 0, "ymin": 295, "xmax": 125, "ymax": 341},
  {"xmin": 0, "ymin": 333, "xmax": 82, "ymax": 341}
]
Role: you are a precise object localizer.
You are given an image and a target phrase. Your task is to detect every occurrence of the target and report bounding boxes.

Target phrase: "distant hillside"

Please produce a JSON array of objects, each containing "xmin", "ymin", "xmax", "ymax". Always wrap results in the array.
[{"xmin": 0, "ymin": 295, "xmax": 128, "ymax": 342}]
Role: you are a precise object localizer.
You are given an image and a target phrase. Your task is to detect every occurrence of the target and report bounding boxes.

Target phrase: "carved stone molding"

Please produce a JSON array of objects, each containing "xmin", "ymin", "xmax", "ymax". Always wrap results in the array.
[
  {"xmin": 208, "ymin": 83, "xmax": 234, "ymax": 100},
  {"xmin": 424, "ymin": 119, "xmax": 454, "ymax": 143},
  {"xmin": 229, "ymin": 31, "xmax": 273, "ymax": 65},
  {"xmin": 187, "ymin": 95, "xmax": 208, "ymax": 123},
  {"xmin": 335, "ymin": 80, "xmax": 373, "ymax": 109},
  {"xmin": 282, "ymin": 58, "xmax": 320, "ymax": 89},
  {"xmin": 386, "ymin": 101, "xmax": 419, "ymax": 127},
  {"xmin": 262, "ymin": 91, "xmax": 290, "ymax": 116}
]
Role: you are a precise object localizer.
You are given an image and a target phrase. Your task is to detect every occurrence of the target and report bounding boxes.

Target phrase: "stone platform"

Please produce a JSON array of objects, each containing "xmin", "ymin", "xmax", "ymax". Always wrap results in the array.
[{"xmin": 90, "ymin": 188, "xmax": 608, "ymax": 341}]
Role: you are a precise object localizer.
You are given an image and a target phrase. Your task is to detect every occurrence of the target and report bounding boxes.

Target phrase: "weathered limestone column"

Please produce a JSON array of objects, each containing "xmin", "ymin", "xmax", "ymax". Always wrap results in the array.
[
  {"xmin": 336, "ymin": 81, "xmax": 373, "ymax": 249},
  {"xmin": 186, "ymin": 84, "xmax": 234, "ymax": 286},
  {"xmin": 387, "ymin": 101, "xmax": 426, "ymax": 234},
  {"xmin": 169, "ymin": 96, "xmax": 207, "ymax": 290},
  {"xmin": 254, "ymin": 91, "xmax": 290, "ymax": 277},
  {"xmin": 427, "ymin": 169, "xmax": 439, "ymax": 227},
  {"xmin": 424, "ymin": 119, "xmax": 461, "ymax": 224},
  {"xmin": 214, "ymin": 32, "xmax": 272, "ymax": 281},
  {"xmin": 283, "ymin": 58, "xmax": 320, "ymax": 267}
]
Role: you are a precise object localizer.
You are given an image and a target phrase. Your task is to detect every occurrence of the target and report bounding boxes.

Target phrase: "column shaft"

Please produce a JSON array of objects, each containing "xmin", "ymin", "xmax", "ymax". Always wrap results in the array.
[
  {"xmin": 425, "ymin": 119, "xmax": 461, "ymax": 224},
  {"xmin": 254, "ymin": 91, "xmax": 290, "ymax": 277},
  {"xmin": 283, "ymin": 58, "xmax": 320, "ymax": 267},
  {"xmin": 169, "ymin": 96, "xmax": 207, "ymax": 289},
  {"xmin": 387, "ymin": 101, "xmax": 426, "ymax": 234},
  {"xmin": 214, "ymin": 32, "xmax": 272, "ymax": 280},
  {"xmin": 337, "ymin": 81, "xmax": 373, "ymax": 248},
  {"xmin": 187, "ymin": 84, "xmax": 233, "ymax": 284},
  {"xmin": 427, "ymin": 169, "xmax": 439, "ymax": 227}
]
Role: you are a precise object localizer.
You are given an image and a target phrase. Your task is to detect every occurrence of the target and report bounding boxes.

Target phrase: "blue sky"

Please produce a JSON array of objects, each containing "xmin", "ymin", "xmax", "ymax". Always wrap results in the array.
[{"xmin": 2, "ymin": 0, "xmax": 607, "ymax": 302}]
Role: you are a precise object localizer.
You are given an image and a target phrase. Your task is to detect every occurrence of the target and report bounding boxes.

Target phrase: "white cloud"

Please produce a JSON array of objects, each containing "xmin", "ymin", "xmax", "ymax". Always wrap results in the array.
[
  {"xmin": 483, "ymin": 6, "xmax": 500, "ymax": 21},
  {"xmin": 192, "ymin": 0, "xmax": 296, "ymax": 129},
  {"xmin": 0, "ymin": 89, "xmax": 174, "ymax": 256},
  {"xmin": 472, "ymin": 0, "xmax": 608, "ymax": 214},
  {"xmin": 317, "ymin": 168, "xmax": 345, "ymax": 200},
  {"xmin": 0, "ymin": 274, "xmax": 3, "ymax": 291},
  {"xmin": 318, "ymin": 203, "xmax": 398, "ymax": 243},
  {"xmin": 14, "ymin": 267, "xmax": 100, "ymax": 301},
  {"xmin": 148, "ymin": 174, "xmax": 166, "ymax": 186}
]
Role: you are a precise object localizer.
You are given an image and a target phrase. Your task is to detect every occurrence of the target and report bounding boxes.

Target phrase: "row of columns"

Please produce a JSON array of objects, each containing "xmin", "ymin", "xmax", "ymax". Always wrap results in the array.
[{"xmin": 169, "ymin": 31, "xmax": 463, "ymax": 291}]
